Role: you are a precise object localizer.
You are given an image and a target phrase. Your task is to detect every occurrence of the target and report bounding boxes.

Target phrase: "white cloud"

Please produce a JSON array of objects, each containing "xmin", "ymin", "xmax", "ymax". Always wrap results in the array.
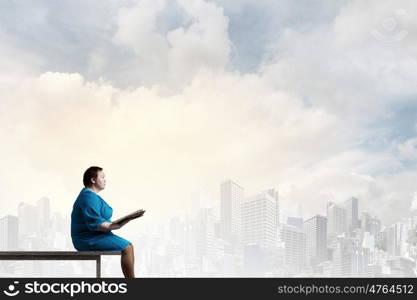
[
  {"xmin": 112, "ymin": 0, "xmax": 231, "ymax": 87},
  {"xmin": 0, "ymin": 70, "xmax": 350, "ymax": 219},
  {"xmin": 334, "ymin": 0, "xmax": 417, "ymax": 48},
  {"xmin": 260, "ymin": 0, "xmax": 417, "ymax": 122},
  {"xmin": 1, "ymin": 0, "xmax": 417, "ymax": 226},
  {"xmin": 398, "ymin": 138, "xmax": 417, "ymax": 160},
  {"xmin": 113, "ymin": 0, "xmax": 169, "ymax": 58},
  {"xmin": 277, "ymin": 148, "xmax": 412, "ymax": 224}
]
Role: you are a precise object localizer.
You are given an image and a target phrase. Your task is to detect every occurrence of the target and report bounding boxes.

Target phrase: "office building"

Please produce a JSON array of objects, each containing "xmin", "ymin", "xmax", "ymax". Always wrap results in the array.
[
  {"xmin": 242, "ymin": 189, "xmax": 278, "ymax": 250},
  {"xmin": 0, "ymin": 215, "xmax": 18, "ymax": 250},
  {"xmin": 304, "ymin": 215, "xmax": 327, "ymax": 267},
  {"xmin": 220, "ymin": 180, "xmax": 244, "ymax": 246}
]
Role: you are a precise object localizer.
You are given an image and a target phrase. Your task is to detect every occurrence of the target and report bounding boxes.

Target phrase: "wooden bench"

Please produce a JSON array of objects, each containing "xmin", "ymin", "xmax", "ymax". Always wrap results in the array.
[{"xmin": 0, "ymin": 251, "xmax": 121, "ymax": 278}]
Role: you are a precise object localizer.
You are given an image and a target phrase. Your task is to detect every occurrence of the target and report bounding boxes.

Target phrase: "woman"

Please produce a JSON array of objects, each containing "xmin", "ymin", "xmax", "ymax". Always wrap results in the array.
[{"xmin": 71, "ymin": 166, "xmax": 135, "ymax": 278}]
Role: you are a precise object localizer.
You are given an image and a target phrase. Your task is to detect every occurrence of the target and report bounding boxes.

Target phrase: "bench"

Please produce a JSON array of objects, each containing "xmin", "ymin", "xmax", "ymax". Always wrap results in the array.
[{"xmin": 0, "ymin": 251, "xmax": 121, "ymax": 278}]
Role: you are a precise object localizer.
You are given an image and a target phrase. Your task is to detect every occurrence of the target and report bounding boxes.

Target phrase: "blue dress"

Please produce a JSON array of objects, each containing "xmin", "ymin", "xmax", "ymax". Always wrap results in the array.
[{"xmin": 71, "ymin": 188, "xmax": 131, "ymax": 251}]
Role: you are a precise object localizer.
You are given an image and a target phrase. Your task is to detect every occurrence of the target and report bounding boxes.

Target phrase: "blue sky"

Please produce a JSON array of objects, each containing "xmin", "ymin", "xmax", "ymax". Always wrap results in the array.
[{"xmin": 0, "ymin": 0, "xmax": 345, "ymax": 84}]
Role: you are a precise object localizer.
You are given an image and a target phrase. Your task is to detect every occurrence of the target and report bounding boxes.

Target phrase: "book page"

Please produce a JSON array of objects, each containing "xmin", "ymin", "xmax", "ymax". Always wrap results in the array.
[{"xmin": 113, "ymin": 209, "xmax": 145, "ymax": 224}]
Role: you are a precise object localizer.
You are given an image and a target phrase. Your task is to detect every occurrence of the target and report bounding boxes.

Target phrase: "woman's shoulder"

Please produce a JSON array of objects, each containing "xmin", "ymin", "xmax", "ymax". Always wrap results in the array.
[{"xmin": 76, "ymin": 188, "xmax": 102, "ymax": 205}]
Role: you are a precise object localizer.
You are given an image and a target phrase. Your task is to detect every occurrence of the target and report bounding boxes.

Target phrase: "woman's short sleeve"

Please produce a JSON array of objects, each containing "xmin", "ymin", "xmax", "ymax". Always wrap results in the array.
[{"xmin": 83, "ymin": 196, "xmax": 106, "ymax": 231}]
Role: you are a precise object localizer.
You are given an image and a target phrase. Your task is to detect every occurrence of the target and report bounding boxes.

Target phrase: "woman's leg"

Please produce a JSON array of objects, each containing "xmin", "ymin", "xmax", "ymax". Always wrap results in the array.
[{"xmin": 121, "ymin": 244, "xmax": 135, "ymax": 278}]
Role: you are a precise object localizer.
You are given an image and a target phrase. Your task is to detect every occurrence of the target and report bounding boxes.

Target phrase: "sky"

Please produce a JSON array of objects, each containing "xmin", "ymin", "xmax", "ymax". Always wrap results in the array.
[{"xmin": 1, "ymin": 0, "xmax": 417, "ymax": 226}]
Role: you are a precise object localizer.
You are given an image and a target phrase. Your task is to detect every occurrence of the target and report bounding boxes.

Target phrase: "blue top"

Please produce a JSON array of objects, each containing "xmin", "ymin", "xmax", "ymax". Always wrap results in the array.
[{"xmin": 71, "ymin": 188, "xmax": 131, "ymax": 251}]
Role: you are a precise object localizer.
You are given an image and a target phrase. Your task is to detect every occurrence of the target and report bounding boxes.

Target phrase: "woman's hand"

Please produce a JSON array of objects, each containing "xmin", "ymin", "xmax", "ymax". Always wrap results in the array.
[
  {"xmin": 98, "ymin": 220, "xmax": 130, "ymax": 231},
  {"xmin": 109, "ymin": 222, "xmax": 123, "ymax": 230},
  {"xmin": 111, "ymin": 219, "xmax": 130, "ymax": 230}
]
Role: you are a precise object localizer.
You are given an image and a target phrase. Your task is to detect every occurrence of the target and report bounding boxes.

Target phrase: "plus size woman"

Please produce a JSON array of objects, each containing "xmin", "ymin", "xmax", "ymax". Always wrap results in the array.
[{"xmin": 71, "ymin": 166, "xmax": 135, "ymax": 278}]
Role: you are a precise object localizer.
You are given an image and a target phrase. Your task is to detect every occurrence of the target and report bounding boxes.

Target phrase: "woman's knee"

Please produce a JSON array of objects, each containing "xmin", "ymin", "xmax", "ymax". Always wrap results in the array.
[{"xmin": 122, "ymin": 244, "xmax": 133, "ymax": 253}]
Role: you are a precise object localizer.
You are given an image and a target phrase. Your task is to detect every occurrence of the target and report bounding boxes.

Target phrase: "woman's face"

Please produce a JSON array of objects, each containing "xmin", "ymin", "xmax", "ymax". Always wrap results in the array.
[{"xmin": 92, "ymin": 170, "xmax": 106, "ymax": 190}]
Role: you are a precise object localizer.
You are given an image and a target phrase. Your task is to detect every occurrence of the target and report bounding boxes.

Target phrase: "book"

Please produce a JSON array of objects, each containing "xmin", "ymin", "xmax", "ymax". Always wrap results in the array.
[{"xmin": 112, "ymin": 209, "xmax": 146, "ymax": 224}]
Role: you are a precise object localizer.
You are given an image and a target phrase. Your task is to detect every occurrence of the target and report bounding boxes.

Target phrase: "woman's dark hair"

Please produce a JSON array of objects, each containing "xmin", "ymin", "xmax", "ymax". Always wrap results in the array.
[{"xmin": 83, "ymin": 166, "xmax": 103, "ymax": 187}]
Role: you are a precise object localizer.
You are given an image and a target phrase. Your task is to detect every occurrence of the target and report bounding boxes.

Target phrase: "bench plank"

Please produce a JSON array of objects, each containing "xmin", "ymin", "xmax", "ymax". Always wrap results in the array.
[
  {"xmin": 0, "ymin": 251, "xmax": 121, "ymax": 256},
  {"xmin": 0, "ymin": 251, "xmax": 121, "ymax": 278}
]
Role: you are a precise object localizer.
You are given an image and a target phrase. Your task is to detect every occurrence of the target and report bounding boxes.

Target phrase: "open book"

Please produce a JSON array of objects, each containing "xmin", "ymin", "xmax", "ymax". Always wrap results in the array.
[{"xmin": 112, "ymin": 209, "xmax": 146, "ymax": 224}]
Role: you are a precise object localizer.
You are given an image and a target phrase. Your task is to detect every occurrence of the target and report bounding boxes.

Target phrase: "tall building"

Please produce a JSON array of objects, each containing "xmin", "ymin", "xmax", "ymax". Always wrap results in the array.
[
  {"xmin": 344, "ymin": 197, "xmax": 359, "ymax": 234},
  {"xmin": 304, "ymin": 215, "xmax": 327, "ymax": 268},
  {"xmin": 332, "ymin": 236, "xmax": 368, "ymax": 277},
  {"xmin": 327, "ymin": 202, "xmax": 346, "ymax": 240},
  {"xmin": 0, "ymin": 215, "xmax": 18, "ymax": 250},
  {"xmin": 287, "ymin": 217, "xmax": 303, "ymax": 230},
  {"xmin": 36, "ymin": 197, "xmax": 51, "ymax": 234},
  {"xmin": 220, "ymin": 180, "xmax": 244, "ymax": 246},
  {"xmin": 360, "ymin": 212, "xmax": 381, "ymax": 240},
  {"xmin": 242, "ymin": 189, "xmax": 278, "ymax": 250},
  {"xmin": 195, "ymin": 208, "xmax": 216, "ymax": 261},
  {"xmin": 266, "ymin": 188, "xmax": 279, "ymax": 227},
  {"xmin": 18, "ymin": 202, "xmax": 37, "ymax": 237},
  {"xmin": 387, "ymin": 222, "xmax": 408, "ymax": 257},
  {"xmin": 279, "ymin": 224, "xmax": 306, "ymax": 273},
  {"xmin": 182, "ymin": 208, "xmax": 217, "ymax": 275},
  {"xmin": 51, "ymin": 212, "xmax": 66, "ymax": 235}
]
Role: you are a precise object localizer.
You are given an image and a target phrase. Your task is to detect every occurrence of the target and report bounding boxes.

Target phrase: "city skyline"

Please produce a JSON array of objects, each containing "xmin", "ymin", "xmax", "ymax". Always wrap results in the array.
[{"xmin": 1, "ymin": 178, "xmax": 416, "ymax": 277}]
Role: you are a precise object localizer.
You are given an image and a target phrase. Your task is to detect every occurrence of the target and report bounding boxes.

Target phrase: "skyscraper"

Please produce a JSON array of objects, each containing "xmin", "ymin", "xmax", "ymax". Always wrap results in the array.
[
  {"xmin": 387, "ymin": 222, "xmax": 408, "ymax": 257},
  {"xmin": 279, "ymin": 224, "xmax": 306, "ymax": 273},
  {"xmin": 36, "ymin": 197, "xmax": 51, "ymax": 234},
  {"xmin": 327, "ymin": 202, "xmax": 347, "ymax": 241},
  {"xmin": 18, "ymin": 202, "xmax": 37, "ymax": 237},
  {"xmin": 266, "ymin": 188, "xmax": 279, "ymax": 227},
  {"xmin": 195, "ymin": 208, "xmax": 216, "ymax": 261},
  {"xmin": 344, "ymin": 197, "xmax": 359, "ymax": 234},
  {"xmin": 220, "ymin": 180, "xmax": 244, "ymax": 246},
  {"xmin": 0, "ymin": 215, "xmax": 18, "ymax": 250},
  {"xmin": 287, "ymin": 217, "xmax": 304, "ymax": 230},
  {"xmin": 331, "ymin": 236, "xmax": 368, "ymax": 277},
  {"xmin": 360, "ymin": 212, "xmax": 381, "ymax": 240},
  {"xmin": 304, "ymin": 215, "xmax": 327, "ymax": 268},
  {"xmin": 242, "ymin": 189, "xmax": 278, "ymax": 250}
]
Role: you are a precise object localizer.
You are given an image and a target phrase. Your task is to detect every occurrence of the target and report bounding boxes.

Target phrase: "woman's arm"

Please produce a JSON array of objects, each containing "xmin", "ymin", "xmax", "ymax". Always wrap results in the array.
[{"xmin": 97, "ymin": 219, "xmax": 130, "ymax": 231}]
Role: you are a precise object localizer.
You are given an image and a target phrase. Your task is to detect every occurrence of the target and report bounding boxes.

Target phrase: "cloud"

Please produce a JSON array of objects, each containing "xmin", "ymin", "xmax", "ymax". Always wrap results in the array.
[
  {"xmin": 277, "ymin": 149, "xmax": 412, "ymax": 224},
  {"xmin": 0, "ymin": 69, "xmax": 354, "ymax": 219},
  {"xmin": 1, "ymin": 0, "xmax": 417, "ymax": 227},
  {"xmin": 398, "ymin": 138, "xmax": 417, "ymax": 160},
  {"xmin": 112, "ymin": 0, "xmax": 231, "ymax": 87},
  {"xmin": 212, "ymin": 0, "xmax": 345, "ymax": 71},
  {"xmin": 260, "ymin": 0, "xmax": 417, "ymax": 122},
  {"xmin": 113, "ymin": 0, "xmax": 169, "ymax": 58}
]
